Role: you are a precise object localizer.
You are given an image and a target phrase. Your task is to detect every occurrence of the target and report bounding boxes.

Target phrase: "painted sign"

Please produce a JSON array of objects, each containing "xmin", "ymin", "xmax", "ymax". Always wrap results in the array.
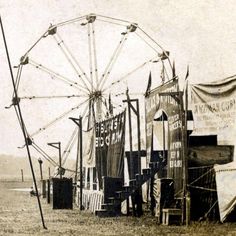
[
  {"xmin": 190, "ymin": 75, "xmax": 236, "ymax": 148},
  {"xmin": 95, "ymin": 111, "xmax": 126, "ymax": 188},
  {"xmin": 145, "ymin": 79, "xmax": 184, "ymax": 193}
]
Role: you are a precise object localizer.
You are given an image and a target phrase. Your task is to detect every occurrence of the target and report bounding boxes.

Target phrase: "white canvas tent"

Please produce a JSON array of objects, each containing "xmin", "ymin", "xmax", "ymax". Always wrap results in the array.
[{"xmin": 215, "ymin": 162, "xmax": 236, "ymax": 222}]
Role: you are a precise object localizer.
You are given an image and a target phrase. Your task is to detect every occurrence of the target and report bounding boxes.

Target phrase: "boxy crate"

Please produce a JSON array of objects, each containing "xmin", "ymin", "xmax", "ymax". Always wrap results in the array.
[{"xmin": 52, "ymin": 178, "xmax": 73, "ymax": 209}]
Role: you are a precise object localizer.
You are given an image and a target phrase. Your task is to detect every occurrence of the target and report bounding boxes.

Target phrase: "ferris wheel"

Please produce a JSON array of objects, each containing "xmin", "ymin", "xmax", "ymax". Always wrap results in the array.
[{"xmin": 13, "ymin": 13, "xmax": 173, "ymax": 173}]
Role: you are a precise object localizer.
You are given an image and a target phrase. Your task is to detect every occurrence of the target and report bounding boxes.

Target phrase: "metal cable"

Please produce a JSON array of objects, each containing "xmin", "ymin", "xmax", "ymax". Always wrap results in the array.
[
  {"xmin": 87, "ymin": 23, "xmax": 94, "ymax": 91},
  {"xmin": 102, "ymin": 57, "xmax": 156, "ymax": 93},
  {"xmin": 53, "ymin": 33, "xmax": 91, "ymax": 91},
  {"xmin": 31, "ymin": 142, "xmax": 57, "ymax": 166},
  {"xmin": 98, "ymin": 31, "xmax": 130, "ymax": 90},
  {"xmin": 29, "ymin": 59, "xmax": 89, "ymax": 94},
  {"xmin": 91, "ymin": 22, "xmax": 99, "ymax": 90},
  {"xmin": 19, "ymin": 94, "xmax": 86, "ymax": 100},
  {"xmin": 30, "ymin": 98, "xmax": 90, "ymax": 137}
]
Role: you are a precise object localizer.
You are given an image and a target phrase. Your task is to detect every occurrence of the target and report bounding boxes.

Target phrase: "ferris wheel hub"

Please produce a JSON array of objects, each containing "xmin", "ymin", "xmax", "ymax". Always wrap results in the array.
[{"xmin": 90, "ymin": 90, "xmax": 102, "ymax": 100}]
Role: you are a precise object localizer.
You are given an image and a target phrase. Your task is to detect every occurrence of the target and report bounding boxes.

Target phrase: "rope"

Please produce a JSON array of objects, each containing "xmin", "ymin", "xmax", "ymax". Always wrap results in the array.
[
  {"xmin": 30, "ymin": 98, "xmax": 90, "ymax": 137},
  {"xmin": 29, "ymin": 59, "xmax": 89, "ymax": 94},
  {"xmin": 188, "ymin": 168, "xmax": 214, "ymax": 186},
  {"xmin": 198, "ymin": 200, "xmax": 218, "ymax": 221},
  {"xmin": 53, "ymin": 33, "xmax": 91, "ymax": 91},
  {"xmin": 187, "ymin": 185, "xmax": 216, "ymax": 192}
]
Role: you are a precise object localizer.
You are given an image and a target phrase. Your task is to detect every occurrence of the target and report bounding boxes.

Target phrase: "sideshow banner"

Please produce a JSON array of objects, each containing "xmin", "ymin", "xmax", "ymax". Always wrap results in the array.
[
  {"xmin": 83, "ymin": 127, "xmax": 96, "ymax": 168},
  {"xmin": 95, "ymin": 111, "xmax": 126, "ymax": 188},
  {"xmin": 145, "ymin": 79, "xmax": 184, "ymax": 193},
  {"xmin": 215, "ymin": 162, "xmax": 236, "ymax": 222},
  {"xmin": 190, "ymin": 75, "xmax": 236, "ymax": 146}
]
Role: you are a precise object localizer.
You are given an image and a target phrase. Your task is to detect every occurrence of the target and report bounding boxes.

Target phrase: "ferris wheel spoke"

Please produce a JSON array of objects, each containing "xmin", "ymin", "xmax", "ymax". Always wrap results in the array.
[
  {"xmin": 98, "ymin": 28, "xmax": 131, "ymax": 90},
  {"xmin": 52, "ymin": 32, "xmax": 92, "ymax": 91},
  {"xmin": 61, "ymin": 103, "xmax": 89, "ymax": 166},
  {"xmin": 19, "ymin": 94, "xmax": 87, "ymax": 100},
  {"xmin": 29, "ymin": 59, "xmax": 89, "ymax": 94},
  {"xmin": 87, "ymin": 20, "xmax": 99, "ymax": 90},
  {"xmin": 61, "ymin": 127, "xmax": 78, "ymax": 166},
  {"xmin": 31, "ymin": 142, "xmax": 58, "ymax": 166},
  {"xmin": 102, "ymin": 56, "xmax": 157, "ymax": 93},
  {"xmin": 30, "ymin": 97, "xmax": 90, "ymax": 137}
]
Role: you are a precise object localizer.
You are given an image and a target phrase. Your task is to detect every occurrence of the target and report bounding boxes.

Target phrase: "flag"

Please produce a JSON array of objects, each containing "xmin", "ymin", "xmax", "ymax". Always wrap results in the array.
[
  {"xmin": 185, "ymin": 65, "xmax": 189, "ymax": 80},
  {"xmin": 161, "ymin": 63, "xmax": 165, "ymax": 84},
  {"xmin": 172, "ymin": 60, "xmax": 176, "ymax": 79},
  {"xmin": 108, "ymin": 94, "xmax": 113, "ymax": 116},
  {"xmin": 145, "ymin": 72, "xmax": 152, "ymax": 96}
]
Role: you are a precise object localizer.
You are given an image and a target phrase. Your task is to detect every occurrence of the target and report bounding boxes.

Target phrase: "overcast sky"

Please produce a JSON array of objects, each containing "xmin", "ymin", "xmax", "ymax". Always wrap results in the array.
[{"xmin": 1, "ymin": 0, "xmax": 236, "ymax": 157}]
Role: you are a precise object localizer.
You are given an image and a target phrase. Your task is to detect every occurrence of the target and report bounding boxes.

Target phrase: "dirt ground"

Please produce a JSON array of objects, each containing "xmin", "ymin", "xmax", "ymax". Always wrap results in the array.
[{"xmin": 0, "ymin": 181, "xmax": 236, "ymax": 236}]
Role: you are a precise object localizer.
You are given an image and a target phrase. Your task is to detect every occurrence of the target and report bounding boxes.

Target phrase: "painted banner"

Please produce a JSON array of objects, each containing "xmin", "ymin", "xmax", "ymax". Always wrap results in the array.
[
  {"xmin": 83, "ymin": 127, "xmax": 96, "ymax": 167},
  {"xmin": 190, "ymin": 75, "xmax": 236, "ymax": 148},
  {"xmin": 145, "ymin": 79, "xmax": 184, "ymax": 193},
  {"xmin": 95, "ymin": 111, "xmax": 126, "ymax": 188},
  {"xmin": 215, "ymin": 162, "xmax": 236, "ymax": 222}
]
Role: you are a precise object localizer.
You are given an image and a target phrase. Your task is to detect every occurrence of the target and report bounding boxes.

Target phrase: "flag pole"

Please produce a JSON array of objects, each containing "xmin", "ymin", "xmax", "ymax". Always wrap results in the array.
[{"xmin": 0, "ymin": 15, "xmax": 47, "ymax": 229}]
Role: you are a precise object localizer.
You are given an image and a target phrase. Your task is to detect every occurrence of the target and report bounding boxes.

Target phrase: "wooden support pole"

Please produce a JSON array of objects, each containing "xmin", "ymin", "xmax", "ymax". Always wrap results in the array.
[
  {"xmin": 79, "ymin": 117, "xmax": 83, "ymax": 211},
  {"xmin": 136, "ymin": 100, "xmax": 141, "ymax": 175},
  {"xmin": 21, "ymin": 169, "xmax": 24, "ymax": 182},
  {"xmin": 0, "ymin": 16, "xmax": 47, "ymax": 229},
  {"xmin": 69, "ymin": 116, "xmax": 83, "ymax": 210},
  {"xmin": 74, "ymin": 126, "xmax": 80, "ymax": 203},
  {"xmin": 58, "ymin": 142, "xmax": 62, "ymax": 179},
  {"xmin": 38, "ymin": 158, "xmax": 43, "ymax": 181}
]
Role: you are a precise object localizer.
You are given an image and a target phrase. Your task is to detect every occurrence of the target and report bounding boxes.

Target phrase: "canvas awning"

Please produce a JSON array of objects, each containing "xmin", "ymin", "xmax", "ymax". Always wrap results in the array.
[{"xmin": 214, "ymin": 162, "xmax": 236, "ymax": 222}]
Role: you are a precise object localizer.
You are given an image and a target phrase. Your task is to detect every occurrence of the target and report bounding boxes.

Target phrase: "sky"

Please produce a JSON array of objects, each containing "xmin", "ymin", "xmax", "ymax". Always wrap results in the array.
[{"xmin": 1, "ymin": 0, "xmax": 236, "ymax": 157}]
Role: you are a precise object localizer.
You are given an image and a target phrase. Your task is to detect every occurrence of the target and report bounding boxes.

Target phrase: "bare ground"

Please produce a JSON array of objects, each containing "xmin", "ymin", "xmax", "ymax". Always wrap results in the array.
[{"xmin": 0, "ymin": 181, "xmax": 236, "ymax": 236}]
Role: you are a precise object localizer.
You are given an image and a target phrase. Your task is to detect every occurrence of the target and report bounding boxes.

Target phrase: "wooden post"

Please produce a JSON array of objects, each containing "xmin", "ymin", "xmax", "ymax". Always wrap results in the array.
[
  {"xmin": 38, "ymin": 158, "xmax": 43, "ymax": 181},
  {"xmin": 123, "ymin": 96, "xmax": 143, "ymax": 216},
  {"xmin": 58, "ymin": 142, "xmax": 62, "ymax": 179},
  {"xmin": 184, "ymin": 80, "xmax": 190, "ymax": 225},
  {"xmin": 136, "ymin": 100, "xmax": 141, "ymax": 175},
  {"xmin": 1, "ymin": 16, "xmax": 47, "ymax": 229},
  {"xmin": 79, "ymin": 116, "xmax": 83, "ymax": 211},
  {"xmin": 74, "ymin": 126, "xmax": 80, "ymax": 203},
  {"xmin": 69, "ymin": 116, "xmax": 83, "ymax": 210},
  {"xmin": 21, "ymin": 169, "xmax": 24, "ymax": 182}
]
